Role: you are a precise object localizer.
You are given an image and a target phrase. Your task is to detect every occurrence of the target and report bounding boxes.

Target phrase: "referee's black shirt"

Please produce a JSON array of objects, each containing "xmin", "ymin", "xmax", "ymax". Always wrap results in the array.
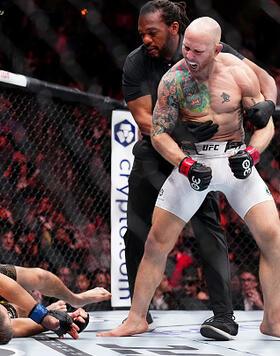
[{"xmin": 123, "ymin": 35, "xmax": 244, "ymax": 112}]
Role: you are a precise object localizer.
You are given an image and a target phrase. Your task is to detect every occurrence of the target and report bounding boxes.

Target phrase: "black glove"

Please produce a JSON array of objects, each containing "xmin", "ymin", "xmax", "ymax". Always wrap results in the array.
[
  {"xmin": 184, "ymin": 120, "xmax": 219, "ymax": 142},
  {"xmin": 28, "ymin": 303, "xmax": 72, "ymax": 337},
  {"xmin": 74, "ymin": 313, "xmax": 90, "ymax": 333},
  {"xmin": 244, "ymin": 100, "xmax": 275, "ymax": 129},
  {"xmin": 179, "ymin": 157, "xmax": 212, "ymax": 191},
  {"xmin": 228, "ymin": 145, "xmax": 260, "ymax": 179},
  {"xmin": 47, "ymin": 310, "xmax": 73, "ymax": 337}
]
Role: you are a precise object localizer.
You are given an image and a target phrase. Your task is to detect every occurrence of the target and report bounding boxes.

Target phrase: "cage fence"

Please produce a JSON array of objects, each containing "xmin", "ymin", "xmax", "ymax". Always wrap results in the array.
[{"xmin": 0, "ymin": 73, "xmax": 279, "ymax": 311}]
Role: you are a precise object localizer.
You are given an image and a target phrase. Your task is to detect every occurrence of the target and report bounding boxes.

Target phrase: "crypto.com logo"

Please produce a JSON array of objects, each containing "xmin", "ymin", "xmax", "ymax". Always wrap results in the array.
[{"xmin": 114, "ymin": 120, "xmax": 135, "ymax": 147}]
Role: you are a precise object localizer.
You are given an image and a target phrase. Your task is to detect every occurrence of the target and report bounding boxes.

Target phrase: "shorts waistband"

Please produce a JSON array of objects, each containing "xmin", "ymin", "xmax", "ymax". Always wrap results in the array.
[{"xmin": 181, "ymin": 141, "xmax": 245, "ymax": 156}]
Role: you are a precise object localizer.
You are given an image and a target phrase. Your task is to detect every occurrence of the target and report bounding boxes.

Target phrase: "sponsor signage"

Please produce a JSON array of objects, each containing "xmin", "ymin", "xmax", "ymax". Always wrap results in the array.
[{"xmin": 111, "ymin": 110, "xmax": 138, "ymax": 307}]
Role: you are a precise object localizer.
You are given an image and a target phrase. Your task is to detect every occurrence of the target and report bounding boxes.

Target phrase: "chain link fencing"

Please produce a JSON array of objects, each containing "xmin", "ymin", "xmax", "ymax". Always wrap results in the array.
[
  {"xmin": 0, "ymin": 74, "xmax": 125, "ymax": 310},
  {"xmin": 0, "ymin": 73, "xmax": 279, "ymax": 311}
]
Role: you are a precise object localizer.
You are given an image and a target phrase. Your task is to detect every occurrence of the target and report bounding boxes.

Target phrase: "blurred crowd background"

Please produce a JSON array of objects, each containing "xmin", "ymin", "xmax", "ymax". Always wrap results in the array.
[
  {"xmin": 0, "ymin": 0, "xmax": 280, "ymax": 103},
  {"xmin": 0, "ymin": 0, "xmax": 279, "ymax": 311}
]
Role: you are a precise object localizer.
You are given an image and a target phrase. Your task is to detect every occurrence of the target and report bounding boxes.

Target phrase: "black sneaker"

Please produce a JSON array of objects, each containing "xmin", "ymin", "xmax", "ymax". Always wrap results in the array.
[
  {"xmin": 122, "ymin": 311, "xmax": 156, "ymax": 332},
  {"xmin": 200, "ymin": 313, "xmax": 238, "ymax": 341},
  {"xmin": 146, "ymin": 311, "xmax": 156, "ymax": 331}
]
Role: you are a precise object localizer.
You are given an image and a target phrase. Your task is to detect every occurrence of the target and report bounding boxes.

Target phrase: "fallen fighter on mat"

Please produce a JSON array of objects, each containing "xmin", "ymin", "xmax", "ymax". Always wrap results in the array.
[
  {"xmin": 0, "ymin": 264, "xmax": 111, "ymax": 343},
  {"xmin": 0, "ymin": 264, "xmax": 111, "ymax": 309}
]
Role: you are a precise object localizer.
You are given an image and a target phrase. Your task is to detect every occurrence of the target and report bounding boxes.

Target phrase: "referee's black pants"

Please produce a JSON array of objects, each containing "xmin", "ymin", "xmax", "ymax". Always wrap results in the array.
[{"xmin": 124, "ymin": 140, "xmax": 233, "ymax": 315}]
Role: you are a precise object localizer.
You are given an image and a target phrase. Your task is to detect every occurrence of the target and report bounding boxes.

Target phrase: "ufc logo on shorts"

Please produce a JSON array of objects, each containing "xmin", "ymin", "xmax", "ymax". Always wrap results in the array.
[{"xmin": 202, "ymin": 144, "xmax": 219, "ymax": 151}]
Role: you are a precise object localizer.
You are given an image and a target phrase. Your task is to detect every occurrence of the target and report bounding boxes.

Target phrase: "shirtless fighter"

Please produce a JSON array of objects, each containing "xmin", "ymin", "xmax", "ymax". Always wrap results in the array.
[{"xmin": 98, "ymin": 17, "xmax": 280, "ymax": 338}]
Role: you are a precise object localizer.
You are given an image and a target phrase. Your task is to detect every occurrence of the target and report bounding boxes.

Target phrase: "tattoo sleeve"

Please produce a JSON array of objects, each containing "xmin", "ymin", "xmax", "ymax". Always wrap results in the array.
[{"xmin": 152, "ymin": 72, "xmax": 179, "ymax": 137}]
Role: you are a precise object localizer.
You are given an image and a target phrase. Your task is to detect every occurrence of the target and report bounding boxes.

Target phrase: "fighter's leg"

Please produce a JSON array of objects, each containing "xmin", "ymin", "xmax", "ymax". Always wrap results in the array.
[
  {"xmin": 125, "ymin": 157, "xmax": 170, "ymax": 299},
  {"xmin": 0, "ymin": 265, "xmax": 17, "ymax": 281},
  {"xmin": 191, "ymin": 191, "xmax": 233, "ymax": 315},
  {"xmin": 16, "ymin": 267, "xmax": 110, "ymax": 308},
  {"xmin": 124, "ymin": 155, "xmax": 171, "ymax": 329},
  {"xmin": 15, "ymin": 267, "xmax": 75, "ymax": 302},
  {"xmin": 98, "ymin": 207, "xmax": 186, "ymax": 337},
  {"xmin": 244, "ymin": 200, "xmax": 280, "ymax": 337}
]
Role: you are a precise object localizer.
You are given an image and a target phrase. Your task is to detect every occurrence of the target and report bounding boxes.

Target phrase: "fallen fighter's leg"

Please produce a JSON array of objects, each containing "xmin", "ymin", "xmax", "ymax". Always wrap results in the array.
[{"xmin": 15, "ymin": 266, "xmax": 111, "ymax": 307}]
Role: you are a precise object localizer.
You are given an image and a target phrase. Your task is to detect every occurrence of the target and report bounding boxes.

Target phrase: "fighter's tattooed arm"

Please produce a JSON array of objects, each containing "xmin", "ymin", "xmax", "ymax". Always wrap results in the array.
[
  {"xmin": 152, "ymin": 71, "xmax": 179, "ymax": 137},
  {"xmin": 151, "ymin": 70, "xmax": 189, "ymax": 167}
]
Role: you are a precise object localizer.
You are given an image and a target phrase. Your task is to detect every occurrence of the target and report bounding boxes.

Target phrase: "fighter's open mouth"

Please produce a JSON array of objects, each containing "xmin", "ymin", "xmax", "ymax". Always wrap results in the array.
[{"xmin": 187, "ymin": 61, "xmax": 198, "ymax": 70}]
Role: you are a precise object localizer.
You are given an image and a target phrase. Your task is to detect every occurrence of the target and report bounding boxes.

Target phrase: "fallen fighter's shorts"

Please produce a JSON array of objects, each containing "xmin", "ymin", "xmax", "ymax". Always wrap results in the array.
[
  {"xmin": 156, "ymin": 141, "xmax": 273, "ymax": 222},
  {"xmin": 0, "ymin": 264, "xmax": 16, "ymax": 281},
  {"xmin": 1, "ymin": 302, "xmax": 18, "ymax": 318}
]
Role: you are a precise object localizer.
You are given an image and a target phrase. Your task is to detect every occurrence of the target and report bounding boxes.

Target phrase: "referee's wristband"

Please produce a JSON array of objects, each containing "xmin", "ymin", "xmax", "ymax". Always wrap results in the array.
[{"xmin": 28, "ymin": 303, "xmax": 48, "ymax": 324}]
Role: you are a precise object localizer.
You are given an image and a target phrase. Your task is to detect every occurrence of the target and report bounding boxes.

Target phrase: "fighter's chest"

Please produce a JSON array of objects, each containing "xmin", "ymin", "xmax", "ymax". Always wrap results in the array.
[{"xmin": 177, "ymin": 75, "xmax": 240, "ymax": 115}]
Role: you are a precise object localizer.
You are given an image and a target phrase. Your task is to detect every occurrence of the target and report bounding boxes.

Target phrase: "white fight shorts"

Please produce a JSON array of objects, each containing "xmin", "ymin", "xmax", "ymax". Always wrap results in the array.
[{"xmin": 156, "ymin": 141, "xmax": 273, "ymax": 222}]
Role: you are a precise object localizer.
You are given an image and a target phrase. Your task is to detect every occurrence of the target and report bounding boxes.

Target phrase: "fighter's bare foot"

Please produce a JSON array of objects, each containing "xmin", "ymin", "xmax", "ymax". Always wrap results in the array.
[
  {"xmin": 260, "ymin": 320, "xmax": 280, "ymax": 338},
  {"xmin": 97, "ymin": 318, "xmax": 148, "ymax": 337}
]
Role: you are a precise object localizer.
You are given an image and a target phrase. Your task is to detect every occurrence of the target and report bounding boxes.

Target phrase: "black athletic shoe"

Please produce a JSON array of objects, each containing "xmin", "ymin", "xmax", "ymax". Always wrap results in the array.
[
  {"xmin": 146, "ymin": 311, "xmax": 156, "ymax": 331},
  {"xmin": 122, "ymin": 311, "xmax": 156, "ymax": 332},
  {"xmin": 200, "ymin": 313, "xmax": 238, "ymax": 341}
]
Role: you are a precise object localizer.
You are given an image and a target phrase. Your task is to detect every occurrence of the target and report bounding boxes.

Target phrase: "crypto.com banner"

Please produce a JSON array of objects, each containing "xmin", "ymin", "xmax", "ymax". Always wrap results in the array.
[{"xmin": 111, "ymin": 110, "xmax": 138, "ymax": 307}]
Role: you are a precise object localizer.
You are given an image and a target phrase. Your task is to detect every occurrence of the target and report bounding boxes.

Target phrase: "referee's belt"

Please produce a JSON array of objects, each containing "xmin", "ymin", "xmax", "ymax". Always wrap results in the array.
[{"xmin": 181, "ymin": 141, "xmax": 245, "ymax": 156}]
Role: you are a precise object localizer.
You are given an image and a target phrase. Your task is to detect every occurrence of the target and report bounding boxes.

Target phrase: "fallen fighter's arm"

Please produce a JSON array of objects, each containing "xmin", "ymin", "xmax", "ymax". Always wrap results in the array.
[
  {"xmin": 0, "ymin": 273, "xmax": 41, "ymax": 318},
  {"xmin": 11, "ymin": 318, "xmax": 44, "ymax": 338},
  {"xmin": 11, "ymin": 308, "xmax": 88, "ymax": 338},
  {"xmin": 15, "ymin": 266, "xmax": 111, "ymax": 308},
  {"xmin": 0, "ymin": 273, "xmax": 77, "ymax": 336}
]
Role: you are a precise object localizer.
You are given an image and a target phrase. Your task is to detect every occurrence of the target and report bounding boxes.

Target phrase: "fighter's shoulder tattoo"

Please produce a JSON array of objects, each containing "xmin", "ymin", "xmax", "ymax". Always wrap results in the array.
[
  {"xmin": 177, "ymin": 69, "xmax": 211, "ymax": 112},
  {"xmin": 152, "ymin": 70, "xmax": 179, "ymax": 137},
  {"xmin": 157, "ymin": 70, "xmax": 178, "ymax": 108}
]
